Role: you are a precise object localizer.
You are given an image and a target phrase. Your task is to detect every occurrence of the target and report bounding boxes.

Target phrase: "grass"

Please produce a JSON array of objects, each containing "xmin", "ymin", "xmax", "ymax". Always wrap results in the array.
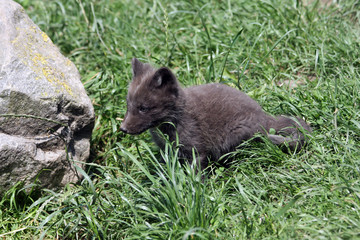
[{"xmin": 1, "ymin": 0, "xmax": 359, "ymax": 239}]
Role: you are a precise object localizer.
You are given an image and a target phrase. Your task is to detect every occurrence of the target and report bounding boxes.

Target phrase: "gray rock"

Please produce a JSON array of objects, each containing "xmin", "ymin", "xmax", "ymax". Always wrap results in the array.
[{"xmin": 0, "ymin": 0, "xmax": 95, "ymax": 194}]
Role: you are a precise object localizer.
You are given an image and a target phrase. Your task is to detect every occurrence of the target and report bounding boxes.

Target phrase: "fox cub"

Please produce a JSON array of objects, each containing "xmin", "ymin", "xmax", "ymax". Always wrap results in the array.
[{"xmin": 120, "ymin": 58, "xmax": 311, "ymax": 170}]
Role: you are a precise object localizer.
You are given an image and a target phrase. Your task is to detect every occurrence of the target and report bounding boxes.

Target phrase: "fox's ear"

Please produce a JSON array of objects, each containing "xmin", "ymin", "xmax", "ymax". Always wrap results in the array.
[
  {"xmin": 151, "ymin": 67, "xmax": 179, "ymax": 97},
  {"xmin": 132, "ymin": 58, "xmax": 154, "ymax": 79},
  {"xmin": 151, "ymin": 67, "xmax": 177, "ymax": 88},
  {"xmin": 131, "ymin": 58, "xmax": 143, "ymax": 77}
]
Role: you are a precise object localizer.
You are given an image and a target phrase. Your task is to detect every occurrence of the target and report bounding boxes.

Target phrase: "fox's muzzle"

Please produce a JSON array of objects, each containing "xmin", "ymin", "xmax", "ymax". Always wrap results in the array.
[
  {"xmin": 120, "ymin": 112, "xmax": 148, "ymax": 135},
  {"xmin": 119, "ymin": 126, "xmax": 128, "ymax": 134}
]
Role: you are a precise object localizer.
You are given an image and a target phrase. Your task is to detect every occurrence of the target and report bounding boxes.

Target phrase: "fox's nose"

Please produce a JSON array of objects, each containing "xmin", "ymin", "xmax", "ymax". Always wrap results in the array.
[{"xmin": 120, "ymin": 126, "xmax": 128, "ymax": 133}]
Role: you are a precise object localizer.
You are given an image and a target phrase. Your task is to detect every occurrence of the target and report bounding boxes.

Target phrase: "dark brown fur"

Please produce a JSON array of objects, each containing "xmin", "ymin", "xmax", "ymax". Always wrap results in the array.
[{"xmin": 120, "ymin": 58, "xmax": 311, "ymax": 170}]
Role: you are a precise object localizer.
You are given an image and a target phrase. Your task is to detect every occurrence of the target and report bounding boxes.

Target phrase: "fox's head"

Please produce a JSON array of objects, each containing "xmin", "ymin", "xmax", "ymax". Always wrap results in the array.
[{"xmin": 120, "ymin": 58, "xmax": 182, "ymax": 135}]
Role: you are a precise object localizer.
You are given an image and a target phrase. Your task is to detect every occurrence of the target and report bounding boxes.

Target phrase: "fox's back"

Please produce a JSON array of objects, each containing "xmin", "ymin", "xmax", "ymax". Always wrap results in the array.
[{"xmin": 185, "ymin": 83, "xmax": 262, "ymax": 114}]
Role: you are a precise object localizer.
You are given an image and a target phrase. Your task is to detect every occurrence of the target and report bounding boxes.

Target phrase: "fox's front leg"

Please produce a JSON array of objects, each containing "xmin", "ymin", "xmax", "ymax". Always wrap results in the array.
[
  {"xmin": 197, "ymin": 154, "xmax": 209, "ymax": 172},
  {"xmin": 196, "ymin": 154, "xmax": 211, "ymax": 182},
  {"xmin": 178, "ymin": 147, "xmax": 207, "ymax": 171}
]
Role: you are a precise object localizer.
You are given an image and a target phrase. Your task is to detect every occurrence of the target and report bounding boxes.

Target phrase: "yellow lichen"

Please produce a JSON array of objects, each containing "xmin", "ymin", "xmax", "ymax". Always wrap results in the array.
[
  {"xmin": 32, "ymin": 53, "xmax": 48, "ymax": 66},
  {"xmin": 42, "ymin": 32, "xmax": 49, "ymax": 42},
  {"xmin": 11, "ymin": 19, "xmax": 74, "ymax": 96}
]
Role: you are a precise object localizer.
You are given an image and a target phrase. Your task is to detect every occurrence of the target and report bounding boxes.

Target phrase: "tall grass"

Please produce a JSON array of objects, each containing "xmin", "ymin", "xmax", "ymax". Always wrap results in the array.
[{"xmin": 1, "ymin": 0, "xmax": 359, "ymax": 239}]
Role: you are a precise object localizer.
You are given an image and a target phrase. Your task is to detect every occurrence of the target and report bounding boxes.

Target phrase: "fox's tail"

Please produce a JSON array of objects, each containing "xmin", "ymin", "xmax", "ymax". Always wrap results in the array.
[{"xmin": 267, "ymin": 116, "xmax": 311, "ymax": 151}]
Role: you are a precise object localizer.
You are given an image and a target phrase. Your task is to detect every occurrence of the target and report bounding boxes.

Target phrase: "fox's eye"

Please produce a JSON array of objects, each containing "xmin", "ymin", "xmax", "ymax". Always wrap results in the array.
[{"xmin": 138, "ymin": 106, "xmax": 150, "ymax": 113}]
